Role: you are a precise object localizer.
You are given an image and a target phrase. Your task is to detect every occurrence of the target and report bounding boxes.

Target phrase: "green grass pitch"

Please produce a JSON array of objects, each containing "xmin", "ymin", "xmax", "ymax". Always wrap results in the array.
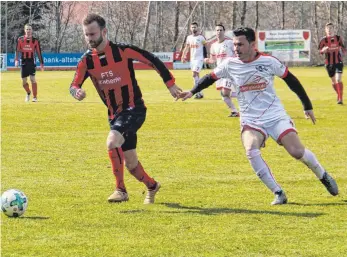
[{"xmin": 1, "ymin": 68, "xmax": 347, "ymax": 256}]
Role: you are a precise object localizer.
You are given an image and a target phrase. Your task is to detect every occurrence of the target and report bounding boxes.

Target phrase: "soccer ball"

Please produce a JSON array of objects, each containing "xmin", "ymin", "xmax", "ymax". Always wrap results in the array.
[{"xmin": 1, "ymin": 189, "xmax": 28, "ymax": 217}]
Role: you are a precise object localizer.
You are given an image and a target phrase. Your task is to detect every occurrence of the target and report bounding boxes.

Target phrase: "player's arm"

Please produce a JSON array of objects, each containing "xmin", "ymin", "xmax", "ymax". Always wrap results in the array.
[
  {"xmin": 205, "ymin": 47, "xmax": 216, "ymax": 64},
  {"xmin": 35, "ymin": 39, "xmax": 44, "ymax": 69},
  {"xmin": 181, "ymin": 40, "xmax": 190, "ymax": 63},
  {"xmin": 123, "ymin": 45, "xmax": 182, "ymax": 98},
  {"xmin": 339, "ymin": 36, "xmax": 347, "ymax": 55},
  {"xmin": 318, "ymin": 38, "xmax": 328, "ymax": 54},
  {"xmin": 14, "ymin": 38, "xmax": 21, "ymax": 67},
  {"xmin": 282, "ymin": 71, "xmax": 312, "ymax": 111},
  {"xmin": 69, "ymin": 58, "xmax": 90, "ymax": 101}
]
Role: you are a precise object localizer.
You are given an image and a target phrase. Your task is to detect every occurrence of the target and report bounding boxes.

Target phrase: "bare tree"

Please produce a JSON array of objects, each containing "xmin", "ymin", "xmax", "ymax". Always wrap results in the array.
[
  {"xmin": 281, "ymin": 2, "xmax": 285, "ymax": 29},
  {"xmin": 232, "ymin": 1, "xmax": 237, "ymax": 28},
  {"xmin": 255, "ymin": 1, "xmax": 259, "ymax": 30},
  {"xmin": 142, "ymin": 1, "xmax": 151, "ymax": 49},
  {"xmin": 240, "ymin": 2, "xmax": 247, "ymax": 26}
]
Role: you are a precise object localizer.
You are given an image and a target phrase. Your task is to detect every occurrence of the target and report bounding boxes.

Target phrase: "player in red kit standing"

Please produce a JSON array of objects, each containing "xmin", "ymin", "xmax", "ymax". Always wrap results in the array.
[
  {"xmin": 318, "ymin": 22, "xmax": 346, "ymax": 104},
  {"xmin": 70, "ymin": 14, "xmax": 182, "ymax": 204},
  {"xmin": 15, "ymin": 24, "xmax": 44, "ymax": 102}
]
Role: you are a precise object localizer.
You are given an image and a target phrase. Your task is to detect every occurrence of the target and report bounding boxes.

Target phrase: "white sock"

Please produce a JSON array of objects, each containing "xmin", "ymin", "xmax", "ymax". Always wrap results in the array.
[
  {"xmin": 222, "ymin": 96, "xmax": 237, "ymax": 112},
  {"xmin": 193, "ymin": 76, "xmax": 199, "ymax": 86},
  {"xmin": 247, "ymin": 149, "xmax": 281, "ymax": 193},
  {"xmin": 299, "ymin": 149, "xmax": 325, "ymax": 179}
]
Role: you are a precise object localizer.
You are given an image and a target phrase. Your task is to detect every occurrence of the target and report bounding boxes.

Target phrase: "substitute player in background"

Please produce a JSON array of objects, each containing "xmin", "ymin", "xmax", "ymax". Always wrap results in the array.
[
  {"xmin": 181, "ymin": 22, "xmax": 207, "ymax": 99},
  {"xmin": 70, "ymin": 14, "xmax": 182, "ymax": 204},
  {"xmin": 179, "ymin": 27, "xmax": 338, "ymax": 205},
  {"xmin": 204, "ymin": 24, "xmax": 239, "ymax": 117},
  {"xmin": 15, "ymin": 24, "xmax": 44, "ymax": 102},
  {"xmin": 318, "ymin": 22, "xmax": 346, "ymax": 104}
]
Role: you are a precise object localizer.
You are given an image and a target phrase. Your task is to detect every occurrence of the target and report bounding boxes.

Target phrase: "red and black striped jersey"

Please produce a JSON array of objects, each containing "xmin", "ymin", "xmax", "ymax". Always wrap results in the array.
[
  {"xmin": 318, "ymin": 35, "xmax": 346, "ymax": 65},
  {"xmin": 70, "ymin": 41, "xmax": 175, "ymax": 118},
  {"xmin": 15, "ymin": 36, "xmax": 44, "ymax": 65}
]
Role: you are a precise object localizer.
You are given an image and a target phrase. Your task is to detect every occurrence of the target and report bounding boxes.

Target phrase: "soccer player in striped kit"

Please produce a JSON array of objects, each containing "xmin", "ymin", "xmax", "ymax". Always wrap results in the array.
[
  {"xmin": 318, "ymin": 22, "xmax": 346, "ymax": 104},
  {"xmin": 15, "ymin": 24, "xmax": 44, "ymax": 102},
  {"xmin": 70, "ymin": 14, "xmax": 182, "ymax": 204},
  {"xmin": 179, "ymin": 27, "xmax": 338, "ymax": 205}
]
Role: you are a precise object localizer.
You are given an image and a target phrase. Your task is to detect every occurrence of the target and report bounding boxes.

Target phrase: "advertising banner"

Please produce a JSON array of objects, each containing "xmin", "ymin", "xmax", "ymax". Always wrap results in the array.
[{"xmin": 257, "ymin": 30, "xmax": 311, "ymax": 62}]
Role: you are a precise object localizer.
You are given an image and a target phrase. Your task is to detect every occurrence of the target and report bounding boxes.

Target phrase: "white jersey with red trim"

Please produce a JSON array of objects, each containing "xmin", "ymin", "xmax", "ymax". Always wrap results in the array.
[
  {"xmin": 186, "ymin": 35, "xmax": 206, "ymax": 61},
  {"xmin": 213, "ymin": 54, "xmax": 289, "ymax": 124},
  {"xmin": 210, "ymin": 39, "xmax": 234, "ymax": 65}
]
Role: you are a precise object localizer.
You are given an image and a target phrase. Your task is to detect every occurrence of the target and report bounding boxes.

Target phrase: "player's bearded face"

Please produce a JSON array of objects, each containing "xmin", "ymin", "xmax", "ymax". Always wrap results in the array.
[
  {"xmin": 84, "ymin": 22, "xmax": 106, "ymax": 49},
  {"xmin": 234, "ymin": 36, "xmax": 253, "ymax": 61},
  {"xmin": 88, "ymin": 33, "xmax": 103, "ymax": 48},
  {"xmin": 191, "ymin": 26, "xmax": 198, "ymax": 34}
]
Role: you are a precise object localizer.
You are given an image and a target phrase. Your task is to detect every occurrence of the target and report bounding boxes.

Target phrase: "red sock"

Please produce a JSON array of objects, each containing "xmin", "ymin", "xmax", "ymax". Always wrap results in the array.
[
  {"xmin": 108, "ymin": 148, "xmax": 126, "ymax": 191},
  {"xmin": 23, "ymin": 83, "xmax": 31, "ymax": 94},
  {"xmin": 32, "ymin": 82, "xmax": 37, "ymax": 98},
  {"xmin": 129, "ymin": 161, "xmax": 156, "ymax": 189},
  {"xmin": 332, "ymin": 83, "xmax": 337, "ymax": 93},
  {"xmin": 336, "ymin": 82, "xmax": 343, "ymax": 101}
]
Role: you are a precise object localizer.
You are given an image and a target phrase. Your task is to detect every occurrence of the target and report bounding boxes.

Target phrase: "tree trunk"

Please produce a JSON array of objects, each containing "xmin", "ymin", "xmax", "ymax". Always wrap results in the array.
[
  {"xmin": 173, "ymin": 1, "xmax": 180, "ymax": 49},
  {"xmin": 281, "ymin": 2, "xmax": 285, "ymax": 29},
  {"xmin": 240, "ymin": 2, "xmax": 246, "ymax": 26},
  {"xmin": 55, "ymin": 2, "xmax": 61, "ymax": 53},
  {"xmin": 142, "ymin": 1, "xmax": 151, "ymax": 49},
  {"xmin": 255, "ymin": 1, "xmax": 259, "ymax": 30},
  {"xmin": 232, "ymin": 1, "xmax": 237, "ymax": 28}
]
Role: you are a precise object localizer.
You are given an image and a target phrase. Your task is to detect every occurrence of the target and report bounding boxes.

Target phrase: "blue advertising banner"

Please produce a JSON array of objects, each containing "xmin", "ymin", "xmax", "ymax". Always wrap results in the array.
[{"xmin": 7, "ymin": 53, "xmax": 83, "ymax": 67}]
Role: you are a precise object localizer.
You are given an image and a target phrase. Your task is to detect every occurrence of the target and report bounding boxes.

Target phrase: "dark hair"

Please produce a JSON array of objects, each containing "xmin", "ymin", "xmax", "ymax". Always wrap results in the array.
[
  {"xmin": 325, "ymin": 22, "xmax": 334, "ymax": 27},
  {"xmin": 233, "ymin": 27, "xmax": 256, "ymax": 43},
  {"xmin": 216, "ymin": 23, "xmax": 225, "ymax": 31},
  {"xmin": 83, "ymin": 14, "xmax": 106, "ymax": 29},
  {"xmin": 191, "ymin": 22, "xmax": 198, "ymax": 27}
]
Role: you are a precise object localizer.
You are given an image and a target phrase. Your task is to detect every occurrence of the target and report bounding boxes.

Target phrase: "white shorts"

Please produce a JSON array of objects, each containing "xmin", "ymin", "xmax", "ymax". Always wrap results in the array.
[
  {"xmin": 216, "ymin": 78, "xmax": 236, "ymax": 92},
  {"xmin": 190, "ymin": 60, "xmax": 204, "ymax": 73},
  {"xmin": 241, "ymin": 117, "xmax": 297, "ymax": 147}
]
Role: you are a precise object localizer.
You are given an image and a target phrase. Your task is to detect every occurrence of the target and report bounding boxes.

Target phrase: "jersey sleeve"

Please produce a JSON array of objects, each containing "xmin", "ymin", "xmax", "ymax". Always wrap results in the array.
[
  {"xmin": 339, "ymin": 36, "xmax": 346, "ymax": 54},
  {"xmin": 211, "ymin": 59, "xmax": 229, "ymax": 80},
  {"xmin": 269, "ymin": 57, "xmax": 288, "ymax": 78},
  {"xmin": 15, "ymin": 38, "xmax": 21, "ymax": 61},
  {"xmin": 318, "ymin": 38, "xmax": 325, "ymax": 54},
  {"xmin": 70, "ymin": 57, "xmax": 90, "ymax": 96},
  {"xmin": 35, "ymin": 39, "xmax": 44, "ymax": 65},
  {"xmin": 122, "ymin": 44, "xmax": 175, "ymax": 87}
]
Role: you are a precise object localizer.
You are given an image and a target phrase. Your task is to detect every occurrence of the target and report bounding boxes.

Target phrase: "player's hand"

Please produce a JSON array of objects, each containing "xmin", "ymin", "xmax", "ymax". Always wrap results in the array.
[
  {"xmin": 74, "ymin": 89, "xmax": 86, "ymax": 101},
  {"xmin": 178, "ymin": 91, "xmax": 193, "ymax": 101},
  {"xmin": 15, "ymin": 60, "xmax": 19, "ymax": 67},
  {"xmin": 321, "ymin": 46, "xmax": 329, "ymax": 53},
  {"xmin": 304, "ymin": 110, "xmax": 316, "ymax": 124},
  {"xmin": 204, "ymin": 58, "xmax": 210, "ymax": 64},
  {"xmin": 40, "ymin": 65, "xmax": 44, "ymax": 72},
  {"xmin": 168, "ymin": 84, "xmax": 182, "ymax": 100},
  {"xmin": 181, "ymin": 57, "xmax": 186, "ymax": 63}
]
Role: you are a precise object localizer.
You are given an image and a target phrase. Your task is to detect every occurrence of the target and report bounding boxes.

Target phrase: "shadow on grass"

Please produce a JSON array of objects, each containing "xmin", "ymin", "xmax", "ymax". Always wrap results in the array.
[
  {"xmin": 18, "ymin": 216, "xmax": 50, "ymax": 220},
  {"xmin": 160, "ymin": 203, "xmax": 324, "ymax": 218},
  {"xmin": 289, "ymin": 201, "xmax": 347, "ymax": 206}
]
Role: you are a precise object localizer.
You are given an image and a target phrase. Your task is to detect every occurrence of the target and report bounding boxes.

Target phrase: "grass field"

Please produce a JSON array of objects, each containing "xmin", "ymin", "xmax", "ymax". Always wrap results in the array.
[{"xmin": 1, "ymin": 68, "xmax": 347, "ymax": 257}]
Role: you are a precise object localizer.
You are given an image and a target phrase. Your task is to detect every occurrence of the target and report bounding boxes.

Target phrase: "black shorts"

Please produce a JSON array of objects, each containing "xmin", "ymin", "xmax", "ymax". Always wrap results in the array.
[
  {"xmin": 109, "ymin": 107, "xmax": 146, "ymax": 151},
  {"xmin": 21, "ymin": 61, "xmax": 36, "ymax": 78},
  {"xmin": 325, "ymin": 63, "xmax": 343, "ymax": 78}
]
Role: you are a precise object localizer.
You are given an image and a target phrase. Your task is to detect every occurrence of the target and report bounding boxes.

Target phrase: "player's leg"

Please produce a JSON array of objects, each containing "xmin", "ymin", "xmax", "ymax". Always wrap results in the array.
[
  {"xmin": 192, "ymin": 60, "xmax": 204, "ymax": 99},
  {"xmin": 335, "ymin": 63, "xmax": 344, "ymax": 104},
  {"xmin": 326, "ymin": 65, "xmax": 339, "ymax": 101},
  {"xmin": 278, "ymin": 128, "xmax": 338, "ymax": 196},
  {"xmin": 123, "ymin": 147, "xmax": 160, "ymax": 204},
  {"xmin": 21, "ymin": 66, "xmax": 31, "ymax": 102},
  {"xmin": 241, "ymin": 127, "xmax": 286, "ymax": 205},
  {"xmin": 29, "ymin": 62, "xmax": 38, "ymax": 102},
  {"xmin": 221, "ymin": 87, "xmax": 238, "ymax": 117},
  {"xmin": 106, "ymin": 129, "xmax": 128, "ymax": 202}
]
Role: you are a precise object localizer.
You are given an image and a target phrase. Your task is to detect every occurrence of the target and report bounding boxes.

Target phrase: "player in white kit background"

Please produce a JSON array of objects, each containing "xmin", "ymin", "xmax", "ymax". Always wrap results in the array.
[
  {"xmin": 181, "ymin": 22, "xmax": 207, "ymax": 99},
  {"xmin": 179, "ymin": 27, "xmax": 338, "ymax": 205},
  {"xmin": 204, "ymin": 24, "xmax": 239, "ymax": 117}
]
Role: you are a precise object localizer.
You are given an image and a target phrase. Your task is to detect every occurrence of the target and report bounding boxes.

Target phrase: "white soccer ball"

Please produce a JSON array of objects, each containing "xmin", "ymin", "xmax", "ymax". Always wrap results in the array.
[{"xmin": 1, "ymin": 189, "xmax": 28, "ymax": 217}]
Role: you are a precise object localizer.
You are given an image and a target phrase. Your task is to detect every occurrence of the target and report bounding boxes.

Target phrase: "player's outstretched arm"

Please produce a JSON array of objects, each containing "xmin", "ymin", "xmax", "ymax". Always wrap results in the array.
[
  {"xmin": 178, "ymin": 73, "xmax": 217, "ymax": 101},
  {"xmin": 282, "ymin": 71, "xmax": 315, "ymax": 124}
]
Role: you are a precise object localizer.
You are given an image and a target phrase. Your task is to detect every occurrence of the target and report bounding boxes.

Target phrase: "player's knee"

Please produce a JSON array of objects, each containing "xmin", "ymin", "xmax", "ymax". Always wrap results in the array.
[
  {"xmin": 126, "ymin": 160, "xmax": 138, "ymax": 171},
  {"xmin": 288, "ymin": 146, "xmax": 304, "ymax": 159},
  {"xmin": 106, "ymin": 130, "xmax": 125, "ymax": 150},
  {"xmin": 246, "ymin": 149, "xmax": 261, "ymax": 159}
]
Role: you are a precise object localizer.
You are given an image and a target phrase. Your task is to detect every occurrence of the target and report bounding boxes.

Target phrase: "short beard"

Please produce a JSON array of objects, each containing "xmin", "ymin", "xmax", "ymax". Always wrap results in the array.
[{"xmin": 89, "ymin": 35, "xmax": 103, "ymax": 49}]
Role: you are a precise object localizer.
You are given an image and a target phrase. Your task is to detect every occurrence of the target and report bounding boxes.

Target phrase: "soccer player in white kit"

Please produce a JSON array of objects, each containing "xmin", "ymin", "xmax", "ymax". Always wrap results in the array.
[
  {"xmin": 179, "ymin": 27, "xmax": 338, "ymax": 205},
  {"xmin": 204, "ymin": 24, "xmax": 239, "ymax": 117},
  {"xmin": 181, "ymin": 22, "xmax": 207, "ymax": 99}
]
